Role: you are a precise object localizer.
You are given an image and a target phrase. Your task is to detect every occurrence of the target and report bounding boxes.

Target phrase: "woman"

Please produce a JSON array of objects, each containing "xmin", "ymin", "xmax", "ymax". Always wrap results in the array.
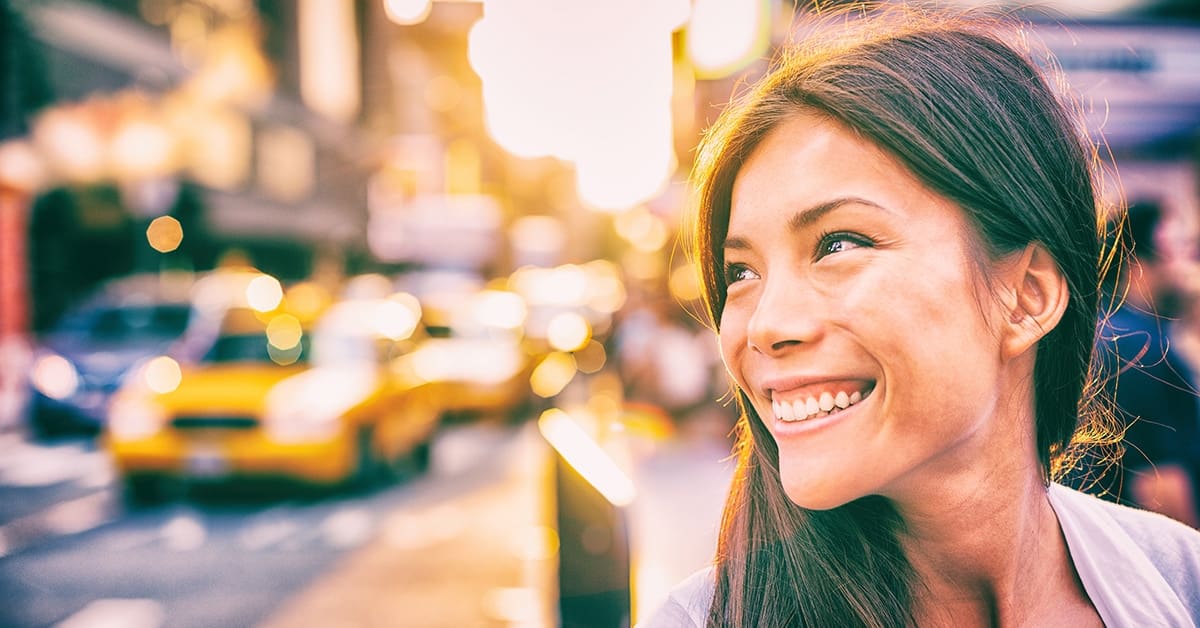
[{"xmin": 640, "ymin": 8, "xmax": 1200, "ymax": 628}]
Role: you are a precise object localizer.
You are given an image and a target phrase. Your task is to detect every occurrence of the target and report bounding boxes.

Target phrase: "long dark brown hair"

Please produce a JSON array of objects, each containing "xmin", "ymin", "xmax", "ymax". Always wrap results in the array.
[{"xmin": 689, "ymin": 8, "xmax": 1107, "ymax": 627}]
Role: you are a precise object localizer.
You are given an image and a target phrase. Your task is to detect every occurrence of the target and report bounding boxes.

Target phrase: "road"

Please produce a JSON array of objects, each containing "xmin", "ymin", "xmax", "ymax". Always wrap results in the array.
[
  {"xmin": 0, "ymin": 409, "xmax": 735, "ymax": 628},
  {"xmin": 0, "ymin": 422, "xmax": 557, "ymax": 628}
]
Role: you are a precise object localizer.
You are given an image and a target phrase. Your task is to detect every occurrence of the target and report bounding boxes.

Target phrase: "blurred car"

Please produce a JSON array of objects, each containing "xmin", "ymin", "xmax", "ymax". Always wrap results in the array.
[
  {"xmin": 104, "ymin": 295, "xmax": 441, "ymax": 503},
  {"xmin": 27, "ymin": 273, "xmax": 205, "ymax": 437},
  {"xmin": 397, "ymin": 280, "xmax": 538, "ymax": 421}
]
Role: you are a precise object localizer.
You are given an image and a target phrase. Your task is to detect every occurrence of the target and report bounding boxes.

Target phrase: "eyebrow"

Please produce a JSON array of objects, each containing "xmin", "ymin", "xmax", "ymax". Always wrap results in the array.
[{"xmin": 722, "ymin": 196, "xmax": 889, "ymax": 251}]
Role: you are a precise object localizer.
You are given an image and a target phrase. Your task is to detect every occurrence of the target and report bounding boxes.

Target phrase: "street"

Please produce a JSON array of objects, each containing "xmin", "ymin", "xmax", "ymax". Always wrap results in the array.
[
  {"xmin": 0, "ymin": 421, "xmax": 557, "ymax": 627},
  {"xmin": 0, "ymin": 413, "xmax": 734, "ymax": 628}
]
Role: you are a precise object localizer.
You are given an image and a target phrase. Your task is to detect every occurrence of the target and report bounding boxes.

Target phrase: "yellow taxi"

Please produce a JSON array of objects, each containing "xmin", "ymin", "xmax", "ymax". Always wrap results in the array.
[
  {"xmin": 397, "ymin": 274, "xmax": 538, "ymax": 420},
  {"xmin": 104, "ymin": 292, "xmax": 441, "ymax": 503}
]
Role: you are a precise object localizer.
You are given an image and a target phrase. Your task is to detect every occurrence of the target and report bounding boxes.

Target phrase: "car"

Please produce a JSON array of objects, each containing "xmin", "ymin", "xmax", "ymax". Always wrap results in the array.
[
  {"xmin": 400, "ymin": 285, "xmax": 539, "ymax": 421},
  {"xmin": 103, "ymin": 294, "xmax": 442, "ymax": 503},
  {"xmin": 393, "ymin": 270, "xmax": 540, "ymax": 421},
  {"xmin": 27, "ymin": 273, "xmax": 205, "ymax": 437}
]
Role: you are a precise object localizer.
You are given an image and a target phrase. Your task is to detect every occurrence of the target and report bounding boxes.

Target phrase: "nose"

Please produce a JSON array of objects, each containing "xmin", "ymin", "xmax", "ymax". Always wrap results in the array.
[{"xmin": 745, "ymin": 274, "xmax": 825, "ymax": 355}]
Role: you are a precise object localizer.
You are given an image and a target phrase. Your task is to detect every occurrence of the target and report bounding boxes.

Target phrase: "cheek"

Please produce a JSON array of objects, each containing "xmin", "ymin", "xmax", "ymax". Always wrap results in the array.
[
  {"xmin": 833, "ymin": 256, "xmax": 1000, "ymax": 385},
  {"xmin": 834, "ymin": 252, "xmax": 983, "ymax": 331}
]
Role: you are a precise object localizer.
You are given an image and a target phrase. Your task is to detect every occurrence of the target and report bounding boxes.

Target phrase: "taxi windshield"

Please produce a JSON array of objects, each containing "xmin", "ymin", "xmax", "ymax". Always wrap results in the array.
[{"xmin": 202, "ymin": 333, "xmax": 311, "ymax": 365}]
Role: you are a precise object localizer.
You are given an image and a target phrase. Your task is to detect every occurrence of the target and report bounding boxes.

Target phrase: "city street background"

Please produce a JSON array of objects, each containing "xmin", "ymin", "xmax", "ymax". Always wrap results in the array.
[{"xmin": 1, "ymin": 1, "xmax": 1198, "ymax": 626}]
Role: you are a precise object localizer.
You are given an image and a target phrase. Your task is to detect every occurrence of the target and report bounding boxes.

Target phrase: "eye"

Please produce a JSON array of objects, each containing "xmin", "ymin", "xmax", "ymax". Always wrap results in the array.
[
  {"xmin": 723, "ymin": 262, "xmax": 759, "ymax": 286},
  {"xmin": 816, "ymin": 231, "xmax": 874, "ymax": 260}
]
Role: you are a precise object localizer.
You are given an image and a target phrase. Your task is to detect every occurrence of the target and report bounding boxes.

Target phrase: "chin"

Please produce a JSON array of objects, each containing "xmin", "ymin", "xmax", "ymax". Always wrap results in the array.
[{"xmin": 779, "ymin": 470, "xmax": 861, "ymax": 511}]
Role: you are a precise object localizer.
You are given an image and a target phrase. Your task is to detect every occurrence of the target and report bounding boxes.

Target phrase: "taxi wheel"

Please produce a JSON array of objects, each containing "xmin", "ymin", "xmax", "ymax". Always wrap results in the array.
[
  {"xmin": 409, "ymin": 441, "xmax": 431, "ymax": 473},
  {"xmin": 123, "ymin": 474, "xmax": 168, "ymax": 507},
  {"xmin": 352, "ymin": 428, "xmax": 385, "ymax": 490},
  {"xmin": 397, "ymin": 440, "xmax": 432, "ymax": 479},
  {"xmin": 379, "ymin": 439, "xmax": 431, "ymax": 482}
]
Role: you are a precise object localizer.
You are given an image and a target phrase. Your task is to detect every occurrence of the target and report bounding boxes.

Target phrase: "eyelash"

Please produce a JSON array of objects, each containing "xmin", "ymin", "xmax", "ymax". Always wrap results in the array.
[
  {"xmin": 723, "ymin": 263, "xmax": 755, "ymax": 285},
  {"xmin": 815, "ymin": 230, "xmax": 876, "ymax": 259},
  {"xmin": 722, "ymin": 231, "xmax": 876, "ymax": 286}
]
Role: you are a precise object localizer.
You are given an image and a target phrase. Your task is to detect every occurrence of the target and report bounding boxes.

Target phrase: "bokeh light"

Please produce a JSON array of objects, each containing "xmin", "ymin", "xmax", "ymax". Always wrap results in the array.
[
  {"xmin": 284, "ymin": 282, "xmax": 330, "ymax": 322},
  {"xmin": 266, "ymin": 314, "xmax": 304, "ymax": 350},
  {"xmin": 374, "ymin": 299, "xmax": 420, "ymax": 341},
  {"xmin": 686, "ymin": 0, "xmax": 771, "ymax": 79},
  {"xmin": 31, "ymin": 354, "xmax": 79, "ymax": 400},
  {"xmin": 384, "ymin": 0, "xmax": 433, "ymax": 25},
  {"xmin": 146, "ymin": 216, "xmax": 184, "ymax": 253},
  {"xmin": 110, "ymin": 115, "xmax": 177, "ymax": 180},
  {"xmin": 32, "ymin": 106, "xmax": 107, "ymax": 182},
  {"xmin": 268, "ymin": 342, "xmax": 304, "ymax": 366},
  {"xmin": 468, "ymin": 0, "xmax": 688, "ymax": 210},
  {"xmin": 546, "ymin": 312, "xmax": 591, "ymax": 352},
  {"xmin": 142, "ymin": 356, "xmax": 183, "ymax": 394},
  {"xmin": 530, "ymin": 351, "xmax": 577, "ymax": 399},
  {"xmin": 574, "ymin": 340, "xmax": 607, "ymax": 374},
  {"xmin": 668, "ymin": 262, "xmax": 703, "ymax": 303},
  {"xmin": 472, "ymin": 290, "xmax": 528, "ymax": 330},
  {"xmin": 246, "ymin": 275, "xmax": 284, "ymax": 312}
]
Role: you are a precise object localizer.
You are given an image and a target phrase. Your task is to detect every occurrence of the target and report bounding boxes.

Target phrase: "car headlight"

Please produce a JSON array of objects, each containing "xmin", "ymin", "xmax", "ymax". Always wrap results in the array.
[
  {"xmin": 264, "ymin": 367, "xmax": 376, "ymax": 443},
  {"xmin": 108, "ymin": 396, "xmax": 168, "ymax": 441},
  {"xmin": 31, "ymin": 353, "xmax": 80, "ymax": 400},
  {"xmin": 125, "ymin": 355, "xmax": 183, "ymax": 394}
]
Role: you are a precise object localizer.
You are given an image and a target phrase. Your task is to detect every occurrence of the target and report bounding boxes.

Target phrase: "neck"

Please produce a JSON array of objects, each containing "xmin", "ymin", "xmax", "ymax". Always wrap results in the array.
[
  {"xmin": 886, "ymin": 369, "xmax": 1085, "ymax": 626},
  {"xmin": 900, "ymin": 473, "xmax": 1068, "ymax": 626}
]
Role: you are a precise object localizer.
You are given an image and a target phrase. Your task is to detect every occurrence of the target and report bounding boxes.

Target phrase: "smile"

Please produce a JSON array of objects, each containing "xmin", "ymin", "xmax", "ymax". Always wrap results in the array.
[{"xmin": 771, "ymin": 383, "xmax": 873, "ymax": 422}]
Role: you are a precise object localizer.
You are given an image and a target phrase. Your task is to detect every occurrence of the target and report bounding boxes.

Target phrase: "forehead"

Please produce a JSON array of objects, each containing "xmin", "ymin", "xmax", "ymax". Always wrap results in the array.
[
  {"xmin": 731, "ymin": 113, "xmax": 905, "ymax": 213},
  {"xmin": 723, "ymin": 112, "xmax": 992, "ymax": 260}
]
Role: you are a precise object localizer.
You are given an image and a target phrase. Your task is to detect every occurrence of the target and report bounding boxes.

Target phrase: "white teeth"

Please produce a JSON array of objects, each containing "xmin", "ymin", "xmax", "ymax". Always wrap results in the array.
[{"xmin": 772, "ymin": 387, "xmax": 870, "ymax": 421}]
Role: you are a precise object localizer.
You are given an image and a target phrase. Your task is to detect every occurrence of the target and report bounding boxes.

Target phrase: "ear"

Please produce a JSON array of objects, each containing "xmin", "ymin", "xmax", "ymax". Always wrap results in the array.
[{"xmin": 999, "ymin": 243, "xmax": 1069, "ymax": 360}]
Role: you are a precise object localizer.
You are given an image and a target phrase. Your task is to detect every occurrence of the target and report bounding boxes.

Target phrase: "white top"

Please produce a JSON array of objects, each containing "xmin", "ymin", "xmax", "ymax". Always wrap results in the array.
[{"xmin": 637, "ymin": 483, "xmax": 1200, "ymax": 627}]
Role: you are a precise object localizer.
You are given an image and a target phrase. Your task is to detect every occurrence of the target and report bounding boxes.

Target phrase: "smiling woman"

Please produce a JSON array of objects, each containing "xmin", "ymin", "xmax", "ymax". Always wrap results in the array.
[{"xmin": 637, "ymin": 6, "xmax": 1200, "ymax": 628}]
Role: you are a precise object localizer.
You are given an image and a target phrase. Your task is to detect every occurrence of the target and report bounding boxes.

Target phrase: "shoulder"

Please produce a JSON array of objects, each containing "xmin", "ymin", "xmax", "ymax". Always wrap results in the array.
[
  {"xmin": 1049, "ymin": 483, "xmax": 1200, "ymax": 620},
  {"xmin": 1051, "ymin": 481, "xmax": 1200, "ymax": 553},
  {"xmin": 636, "ymin": 566, "xmax": 715, "ymax": 628}
]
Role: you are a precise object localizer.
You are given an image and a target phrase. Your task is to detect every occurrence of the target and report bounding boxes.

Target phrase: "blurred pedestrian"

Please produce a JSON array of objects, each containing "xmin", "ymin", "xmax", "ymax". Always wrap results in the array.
[
  {"xmin": 615, "ymin": 293, "xmax": 717, "ymax": 418},
  {"xmin": 639, "ymin": 7, "xmax": 1200, "ymax": 627},
  {"xmin": 1082, "ymin": 201, "xmax": 1200, "ymax": 526}
]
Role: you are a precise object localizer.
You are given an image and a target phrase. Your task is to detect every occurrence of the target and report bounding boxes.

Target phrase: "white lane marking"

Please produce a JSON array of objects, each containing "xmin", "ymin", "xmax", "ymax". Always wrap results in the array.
[
  {"xmin": 56, "ymin": 598, "xmax": 165, "ymax": 628},
  {"xmin": 0, "ymin": 440, "xmax": 107, "ymax": 487},
  {"xmin": 0, "ymin": 490, "xmax": 118, "ymax": 558},
  {"xmin": 43, "ymin": 491, "xmax": 115, "ymax": 535},
  {"xmin": 239, "ymin": 518, "xmax": 300, "ymax": 551},
  {"xmin": 160, "ymin": 514, "xmax": 207, "ymax": 552},
  {"xmin": 320, "ymin": 508, "xmax": 374, "ymax": 549}
]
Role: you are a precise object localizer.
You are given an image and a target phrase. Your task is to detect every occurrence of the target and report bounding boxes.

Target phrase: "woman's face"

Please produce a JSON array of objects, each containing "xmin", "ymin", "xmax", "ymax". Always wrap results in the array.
[{"xmin": 719, "ymin": 113, "xmax": 1011, "ymax": 510}]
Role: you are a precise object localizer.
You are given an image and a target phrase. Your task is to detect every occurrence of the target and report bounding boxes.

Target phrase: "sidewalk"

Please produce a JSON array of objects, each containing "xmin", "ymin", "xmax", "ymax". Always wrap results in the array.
[{"xmin": 259, "ymin": 421, "xmax": 559, "ymax": 628}]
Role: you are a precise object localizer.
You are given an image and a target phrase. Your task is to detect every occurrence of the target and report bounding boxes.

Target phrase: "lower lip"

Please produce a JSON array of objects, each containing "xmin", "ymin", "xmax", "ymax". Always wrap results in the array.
[{"xmin": 770, "ymin": 398, "xmax": 864, "ymax": 437}]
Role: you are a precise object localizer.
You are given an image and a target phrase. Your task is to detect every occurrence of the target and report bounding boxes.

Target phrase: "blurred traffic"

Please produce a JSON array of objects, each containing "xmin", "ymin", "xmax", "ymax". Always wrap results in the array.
[{"xmin": 1, "ymin": 0, "xmax": 1199, "ymax": 627}]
